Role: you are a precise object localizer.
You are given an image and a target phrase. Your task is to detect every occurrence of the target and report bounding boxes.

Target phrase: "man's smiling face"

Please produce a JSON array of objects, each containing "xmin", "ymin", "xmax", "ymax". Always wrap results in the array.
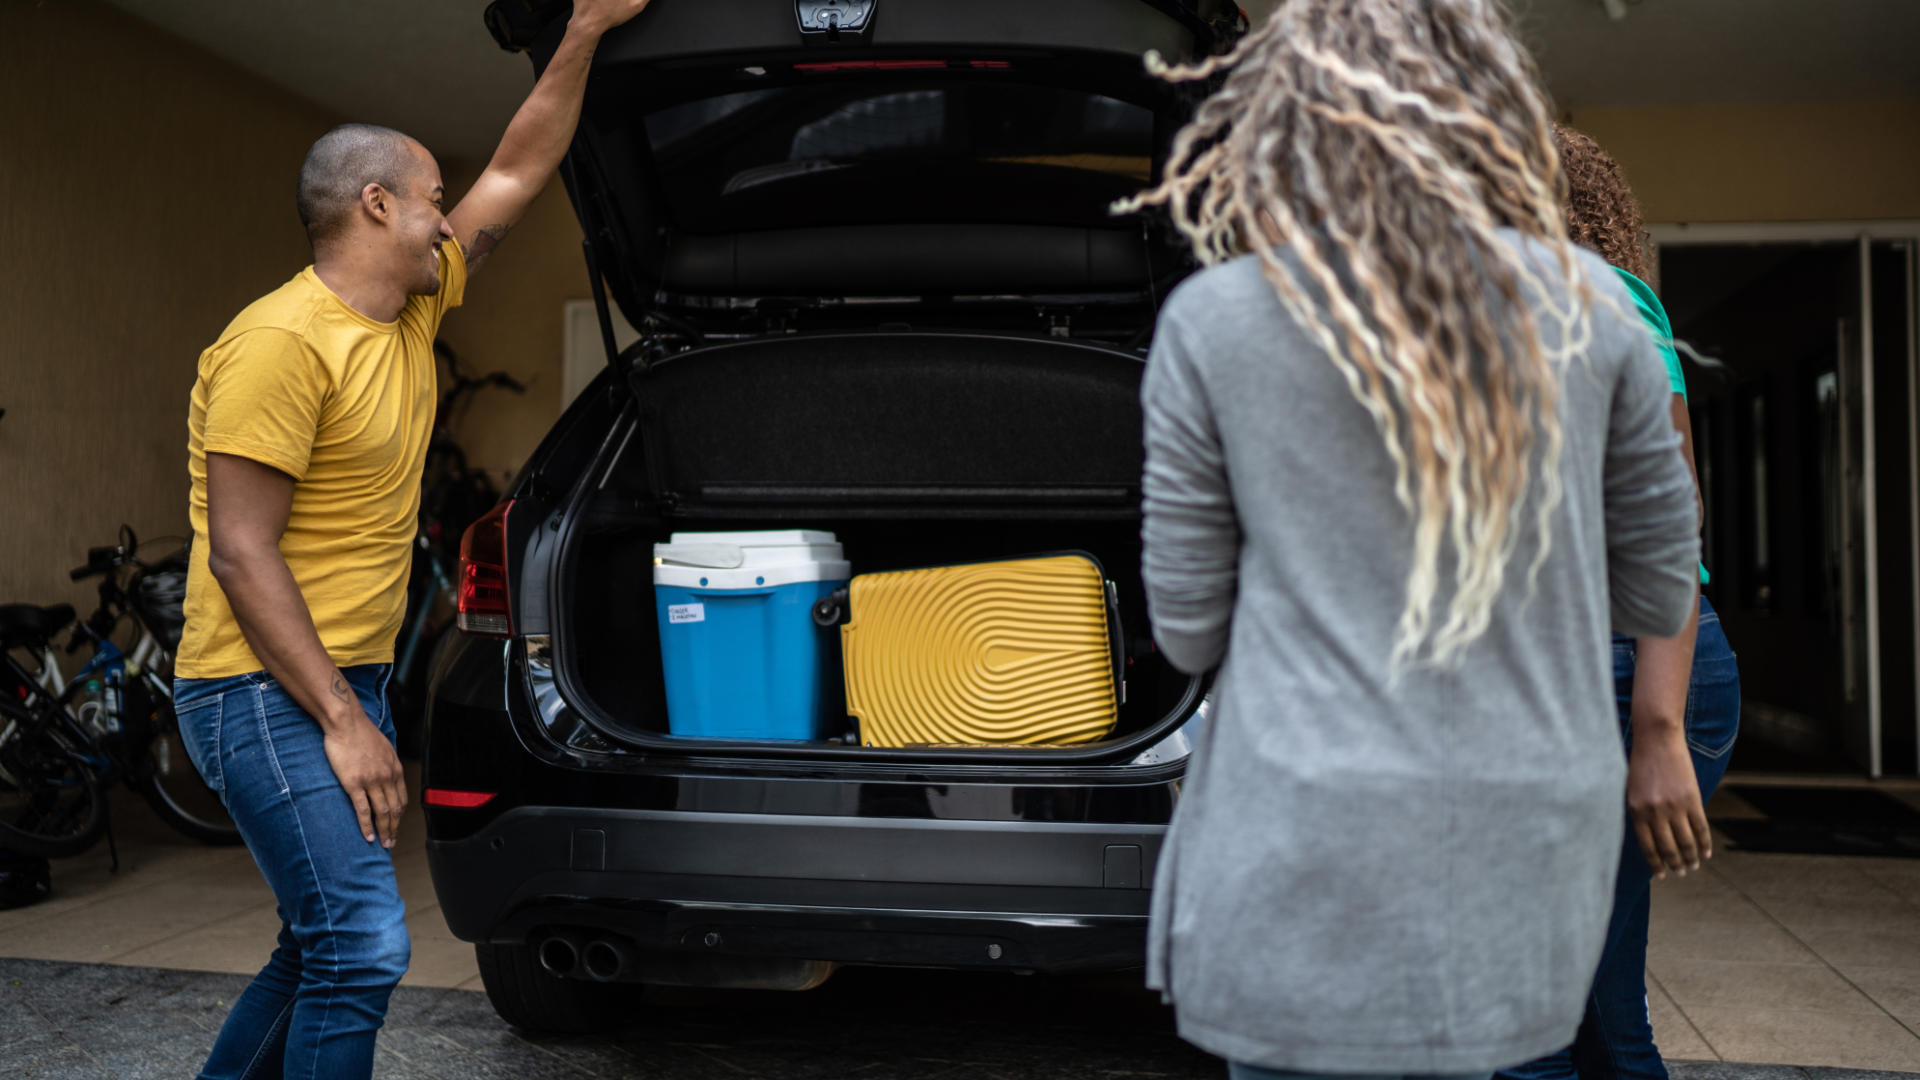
[{"xmin": 394, "ymin": 141, "xmax": 456, "ymax": 297}]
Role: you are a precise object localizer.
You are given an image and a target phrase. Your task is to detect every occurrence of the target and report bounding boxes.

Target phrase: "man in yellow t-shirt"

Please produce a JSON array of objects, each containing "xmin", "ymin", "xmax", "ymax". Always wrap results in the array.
[{"xmin": 171, "ymin": 4, "xmax": 658, "ymax": 1077}]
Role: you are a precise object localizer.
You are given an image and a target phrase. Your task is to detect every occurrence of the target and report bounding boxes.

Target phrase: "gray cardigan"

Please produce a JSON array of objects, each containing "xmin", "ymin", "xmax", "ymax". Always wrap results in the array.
[{"xmin": 1140, "ymin": 238, "xmax": 1700, "ymax": 1073}]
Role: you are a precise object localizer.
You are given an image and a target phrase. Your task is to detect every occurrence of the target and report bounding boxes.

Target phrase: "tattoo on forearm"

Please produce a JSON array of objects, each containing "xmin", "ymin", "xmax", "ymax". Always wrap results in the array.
[
  {"xmin": 467, "ymin": 224, "xmax": 512, "ymax": 270},
  {"xmin": 330, "ymin": 675, "xmax": 351, "ymax": 703}
]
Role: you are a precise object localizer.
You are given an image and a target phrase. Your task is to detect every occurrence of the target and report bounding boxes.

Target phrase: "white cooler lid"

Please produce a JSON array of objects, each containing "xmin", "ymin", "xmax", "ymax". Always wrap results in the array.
[
  {"xmin": 654, "ymin": 530, "xmax": 848, "ymax": 590},
  {"xmin": 654, "ymin": 530, "xmax": 843, "ymax": 570},
  {"xmin": 669, "ymin": 530, "xmax": 836, "ymax": 547}
]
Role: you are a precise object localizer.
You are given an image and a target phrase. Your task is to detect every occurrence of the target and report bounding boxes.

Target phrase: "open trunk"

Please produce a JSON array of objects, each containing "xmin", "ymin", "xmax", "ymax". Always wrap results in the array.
[
  {"xmin": 547, "ymin": 331, "xmax": 1203, "ymax": 761},
  {"xmin": 486, "ymin": 0, "xmax": 1245, "ymax": 761},
  {"xmin": 486, "ymin": 0, "xmax": 1243, "ymax": 344}
]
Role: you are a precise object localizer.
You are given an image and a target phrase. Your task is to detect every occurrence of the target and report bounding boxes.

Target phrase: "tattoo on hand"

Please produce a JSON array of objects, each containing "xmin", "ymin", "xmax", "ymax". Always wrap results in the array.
[
  {"xmin": 330, "ymin": 675, "xmax": 351, "ymax": 703},
  {"xmin": 467, "ymin": 224, "xmax": 511, "ymax": 271}
]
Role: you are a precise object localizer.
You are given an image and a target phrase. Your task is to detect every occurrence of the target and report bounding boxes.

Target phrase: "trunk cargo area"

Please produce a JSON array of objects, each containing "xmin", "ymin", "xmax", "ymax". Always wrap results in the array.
[{"xmin": 551, "ymin": 332, "xmax": 1200, "ymax": 757}]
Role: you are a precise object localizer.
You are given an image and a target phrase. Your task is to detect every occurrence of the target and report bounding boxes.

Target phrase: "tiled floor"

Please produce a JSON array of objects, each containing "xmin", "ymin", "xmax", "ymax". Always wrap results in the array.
[
  {"xmin": 7, "ymin": 773, "xmax": 1920, "ymax": 1071},
  {"xmin": 0, "ymin": 766, "xmax": 479, "ymax": 992},
  {"xmin": 1643, "ymin": 779, "xmax": 1920, "ymax": 1070}
]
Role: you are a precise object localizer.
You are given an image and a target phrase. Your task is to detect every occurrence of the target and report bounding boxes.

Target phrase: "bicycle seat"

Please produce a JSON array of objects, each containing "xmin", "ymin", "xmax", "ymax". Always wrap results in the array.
[{"xmin": 0, "ymin": 604, "xmax": 76, "ymax": 649}]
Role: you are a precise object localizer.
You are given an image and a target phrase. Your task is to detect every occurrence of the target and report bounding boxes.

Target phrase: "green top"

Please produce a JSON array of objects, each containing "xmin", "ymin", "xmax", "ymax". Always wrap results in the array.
[
  {"xmin": 1614, "ymin": 267, "xmax": 1707, "ymax": 585},
  {"xmin": 1613, "ymin": 267, "xmax": 1687, "ymax": 401}
]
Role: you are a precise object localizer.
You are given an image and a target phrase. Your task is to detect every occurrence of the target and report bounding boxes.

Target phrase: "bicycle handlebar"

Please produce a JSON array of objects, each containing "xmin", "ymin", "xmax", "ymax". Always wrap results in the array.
[
  {"xmin": 57, "ymin": 526, "xmax": 166, "ymax": 654},
  {"xmin": 69, "ymin": 544, "xmax": 122, "ymax": 581}
]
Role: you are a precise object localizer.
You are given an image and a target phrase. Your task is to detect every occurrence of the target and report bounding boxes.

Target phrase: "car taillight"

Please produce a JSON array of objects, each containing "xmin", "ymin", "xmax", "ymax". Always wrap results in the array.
[
  {"xmin": 424, "ymin": 788, "xmax": 497, "ymax": 809},
  {"xmin": 457, "ymin": 500, "xmax": 514, "ymax": 637}
]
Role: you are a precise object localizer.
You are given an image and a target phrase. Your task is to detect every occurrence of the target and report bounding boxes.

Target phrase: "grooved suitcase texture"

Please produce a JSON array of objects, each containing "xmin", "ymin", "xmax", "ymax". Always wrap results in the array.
[{"xmin": 842, "ymin": 555, "xmax": 1119, "ymax": 748}]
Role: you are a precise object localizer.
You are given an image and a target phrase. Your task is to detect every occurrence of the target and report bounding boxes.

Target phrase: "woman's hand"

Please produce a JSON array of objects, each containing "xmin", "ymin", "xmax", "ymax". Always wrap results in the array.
[{"xmin": 1628, "ymin": 721, "xmax": 1710, "ymax": 878}]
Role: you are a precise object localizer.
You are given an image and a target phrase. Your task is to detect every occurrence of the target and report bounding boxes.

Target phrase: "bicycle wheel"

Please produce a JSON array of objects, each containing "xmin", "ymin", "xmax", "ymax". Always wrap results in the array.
[
  {"xmin": 133, "ymin": 698, "xmax": 240, "ymax": 846},
  {"xmin": 0, "ymin": 707, "xmax": 108, "ymax": 859}
]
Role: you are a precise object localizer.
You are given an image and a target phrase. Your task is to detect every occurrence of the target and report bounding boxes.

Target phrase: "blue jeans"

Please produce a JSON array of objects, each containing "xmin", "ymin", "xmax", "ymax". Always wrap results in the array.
[
  {"xmin": 1229, "ymin": 1066, "xmax": 1488, "ymax": 1080},
  {"xmin": 1498, "ymin": 595, "xmax": 1740, "ymax": 1080},
  {"xmin": 173, "ymin": 665, "xmax": 409, "ymax": 1080}
]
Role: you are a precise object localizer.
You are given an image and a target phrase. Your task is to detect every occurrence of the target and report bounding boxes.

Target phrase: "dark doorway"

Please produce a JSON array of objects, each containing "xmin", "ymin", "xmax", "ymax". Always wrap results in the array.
[{"xmin": 1661, "ymin": 239, "xmax": 1917, "ymax": 776}]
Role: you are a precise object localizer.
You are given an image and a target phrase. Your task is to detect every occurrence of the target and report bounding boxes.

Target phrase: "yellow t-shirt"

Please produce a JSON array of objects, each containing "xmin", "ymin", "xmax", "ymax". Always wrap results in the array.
[{"xmin": 176, "ymin": 242, "xmax": 468, "ymax": 679}]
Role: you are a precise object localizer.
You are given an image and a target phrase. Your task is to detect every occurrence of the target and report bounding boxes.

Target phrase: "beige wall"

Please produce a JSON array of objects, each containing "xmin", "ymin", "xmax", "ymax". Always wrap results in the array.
[
  {"xmin": 1566, "ymin": 100, "xmax": 1920, "ymax": 224},
  {"xmin": 2, "ymin": 2, "xmax": 341, "ymax": 611},
  {"xmin": 0, "ymin": 1, "xmax": 591, "ymax": 614}
]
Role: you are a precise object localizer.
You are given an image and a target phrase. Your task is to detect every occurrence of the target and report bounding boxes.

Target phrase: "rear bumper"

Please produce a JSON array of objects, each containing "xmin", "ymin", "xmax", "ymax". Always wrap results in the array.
[{"xmin": 427, "ymin": 805, "xmax": 1164, "ymax": 973}]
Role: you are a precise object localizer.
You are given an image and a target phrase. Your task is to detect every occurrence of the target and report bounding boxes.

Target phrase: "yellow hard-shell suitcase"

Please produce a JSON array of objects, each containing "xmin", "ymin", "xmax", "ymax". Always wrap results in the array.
[{"xmin": 826, "ymin": 554, "xmax": 1122, "ymax": 749}]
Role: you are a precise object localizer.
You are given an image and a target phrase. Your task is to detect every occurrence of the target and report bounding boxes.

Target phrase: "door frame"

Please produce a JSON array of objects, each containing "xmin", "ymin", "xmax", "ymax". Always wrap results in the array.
[
  {"xmin": 1652, "ymin": 220, "xmax": 1920, "ymax": 777},
  {"xmin": 1651, "ymin": 222, "xmax": 1920, "ymax": 245}
]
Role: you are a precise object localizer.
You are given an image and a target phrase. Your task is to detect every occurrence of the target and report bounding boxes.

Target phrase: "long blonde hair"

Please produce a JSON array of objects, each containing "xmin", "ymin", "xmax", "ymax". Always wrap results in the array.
[{"xmin": 1119, "ymin": 0, "xmax": 1595, "ymax": 670}]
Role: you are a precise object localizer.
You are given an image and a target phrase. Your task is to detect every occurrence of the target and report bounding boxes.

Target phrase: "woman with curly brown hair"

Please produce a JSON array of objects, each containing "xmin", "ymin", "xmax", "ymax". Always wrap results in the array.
[{"xmin": 1498, "ymin": 126, "xmax": 1742, "ymax": 1080}]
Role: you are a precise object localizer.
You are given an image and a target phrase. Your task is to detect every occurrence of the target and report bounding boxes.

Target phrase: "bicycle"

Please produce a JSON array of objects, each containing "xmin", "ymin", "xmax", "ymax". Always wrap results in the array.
[
  {"xmin": 0, "ymin": 612, "xmax": 106, "ymax": 859},
  {"xmin": 0, "ymin": 528, "xmax": 241, "ymax": 858}
]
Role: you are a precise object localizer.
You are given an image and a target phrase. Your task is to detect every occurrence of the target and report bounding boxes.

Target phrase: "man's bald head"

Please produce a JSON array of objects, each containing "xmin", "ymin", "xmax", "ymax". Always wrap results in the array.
[{"xmin": 296, "ymin": 124, "xmax": 422, "ymax": 245}]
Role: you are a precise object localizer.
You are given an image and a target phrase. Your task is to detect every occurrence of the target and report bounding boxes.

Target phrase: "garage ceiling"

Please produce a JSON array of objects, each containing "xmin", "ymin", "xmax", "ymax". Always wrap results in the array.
[
  {"xmin": 106, "ymin": 0, "xmax": 1920, "ymax": 164},
  {"xmin": 104, "ymin": 0, "xmax": 530, "ymax": 167}
]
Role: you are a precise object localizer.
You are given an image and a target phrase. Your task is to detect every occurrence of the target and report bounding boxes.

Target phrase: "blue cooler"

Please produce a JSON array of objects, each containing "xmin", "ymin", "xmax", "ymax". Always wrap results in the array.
[{"xmin": 653, "ymin": 531, "xmax": 851, "ymax": 740}]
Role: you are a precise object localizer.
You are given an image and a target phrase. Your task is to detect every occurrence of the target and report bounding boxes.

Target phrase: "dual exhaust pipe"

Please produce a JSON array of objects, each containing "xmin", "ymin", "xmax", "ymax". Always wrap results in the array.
[
  {"xmin": 534, "ymin": 929, "xmax": 839, "ymax": 991},
  {"xmin": 537, "ymin": 931, "xmax": 637, "ymax": 982}
]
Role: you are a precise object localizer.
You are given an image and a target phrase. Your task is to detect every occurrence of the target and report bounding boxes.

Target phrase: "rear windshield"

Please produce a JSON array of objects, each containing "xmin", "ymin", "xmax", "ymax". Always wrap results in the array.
[{"xmin": 642, "ymin": 80, "xmax": 1156, "ymax": 232}]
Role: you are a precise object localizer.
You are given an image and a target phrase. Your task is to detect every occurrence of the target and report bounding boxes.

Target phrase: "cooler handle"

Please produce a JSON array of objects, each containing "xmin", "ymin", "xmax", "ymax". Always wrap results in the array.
[{"xmin": 654, "ymin": 543, "xmax": 746, "ymax": 568}]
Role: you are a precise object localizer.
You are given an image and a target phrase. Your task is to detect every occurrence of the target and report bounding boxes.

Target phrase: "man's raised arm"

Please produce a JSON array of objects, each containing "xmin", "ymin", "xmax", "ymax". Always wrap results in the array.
[{"xmin": 447, "ymin": 0, "xmax": 655, "ymax": 275}]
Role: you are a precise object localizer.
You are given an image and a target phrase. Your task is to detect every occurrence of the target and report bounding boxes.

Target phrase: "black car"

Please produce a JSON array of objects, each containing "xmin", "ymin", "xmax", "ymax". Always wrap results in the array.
[{"xmin": 425, "ymin": 0, "xmax": 1243, "ymax": 1032}]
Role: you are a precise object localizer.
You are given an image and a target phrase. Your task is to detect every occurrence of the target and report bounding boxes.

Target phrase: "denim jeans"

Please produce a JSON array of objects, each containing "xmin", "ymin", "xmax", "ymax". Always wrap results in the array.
[
  {"xmin": 1498, "ymin": 595, "xmax": 1740, "ymax": 1080},
  {"xmin": 173, "ymin": 665, "xmax": 409, "ymax": 1080},
  {"xmin": 1228, "ymin": 1065, "xmax": 1489, "ymax": 1080}
]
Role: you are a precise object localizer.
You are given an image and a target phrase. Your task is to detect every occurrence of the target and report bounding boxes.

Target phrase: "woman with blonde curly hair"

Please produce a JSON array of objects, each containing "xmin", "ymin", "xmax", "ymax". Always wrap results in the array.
[
  {"xmin": 1498, "ymin": 125, "xmax": 1742, "ymax": 1080},
  {"xmin": 1127, "ymin": 1, "xmax": 1701, "ymax": 1076}
]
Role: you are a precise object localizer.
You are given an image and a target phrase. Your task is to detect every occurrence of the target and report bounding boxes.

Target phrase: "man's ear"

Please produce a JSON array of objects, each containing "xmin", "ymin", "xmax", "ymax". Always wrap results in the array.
[{"xmin": 359, "ymin": 182, "xmax": 392, "ymax": 225}]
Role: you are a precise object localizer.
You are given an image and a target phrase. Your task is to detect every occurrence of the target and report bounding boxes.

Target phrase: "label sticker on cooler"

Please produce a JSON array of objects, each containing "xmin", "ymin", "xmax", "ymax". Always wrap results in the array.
[{"xmin": 667, "ymin": 603, "xmax": 706, "ymax": 625}]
